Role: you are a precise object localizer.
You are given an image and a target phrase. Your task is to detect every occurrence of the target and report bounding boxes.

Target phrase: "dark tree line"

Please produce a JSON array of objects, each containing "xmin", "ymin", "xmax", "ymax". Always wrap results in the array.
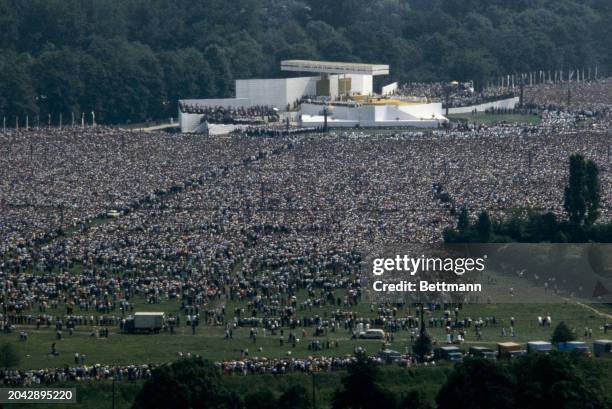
[
  {"xmin": 132, "ymin": 354, "xmax": 611, "ymax": 409},
  {"xmin": 131, "ymin": 357, "xmax": 310, "ymax": 409},
  {"xmin": 1, "ymin": 0, "xmax": 611, "ymax": 124},
  {"xmin": 435, "ymin": 353, "xmax": 609, "ymax": 409}
]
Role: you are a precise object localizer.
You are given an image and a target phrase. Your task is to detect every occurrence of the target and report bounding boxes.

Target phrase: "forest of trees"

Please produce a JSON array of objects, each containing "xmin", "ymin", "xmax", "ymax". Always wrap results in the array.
[
  {"xmin": 1, "ymin": 0, "xmax": 611, "ymax": 124},
  {"xmin": 131, "ymin": 355, "xmax": 611, "ymax": 409}
]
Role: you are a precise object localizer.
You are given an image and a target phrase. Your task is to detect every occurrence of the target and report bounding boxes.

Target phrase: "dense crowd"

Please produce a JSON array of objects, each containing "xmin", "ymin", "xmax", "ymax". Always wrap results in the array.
[
  {"xmin": 393, "ymin": 82, "xmax": 516, "ymax": 107},
  {"xmin": 0, "ymin": 354, "xmax": 414, "ymax": 385},
  {"xmin": 2, "ymin": 94, "xmax": 611, "ymax": 308},
  {"xmin": 0, "ymin": 128, "xmax": 288, "ymax": 253},
  {"xmin": 237, "ymin": 126, "xmax": 323, "ymax": 138},
  {"xmin": 179, "ymin": 103, "xmax": 279, "ymax": 124},
  {"xmin": 1, "ymin": 80, "xmax": 611, "ymax": 382},
  {"xmin": 525, "ymin": 79, "xmax": 612, "ymax": 114},
  {"xmin": 215, "ymin": 353, "xmax": 419, "ymax": 376},
  {"xmin": 0, "ymin": 364, "xmax": 154, "ymax": 386}
]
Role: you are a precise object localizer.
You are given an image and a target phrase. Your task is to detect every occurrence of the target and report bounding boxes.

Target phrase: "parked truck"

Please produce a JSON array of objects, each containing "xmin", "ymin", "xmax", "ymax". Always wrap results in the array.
[
  {"xmin": 125, "ymin": 312, "xmax": 166, "ymax": 334},
  {"xmin": 527, "ymin": 341, "xmax": 553, "ymax": 354},
  {"xmin": 593, "ymin": 340, "xmax": 612, "ymax": 357},
  {"xmin": 498, "ymin": 342, "xmax": 526, "ymax": 359},
  {"xmin": 558, "ymin": 341, "xmax": 589, "ymax": 355}
]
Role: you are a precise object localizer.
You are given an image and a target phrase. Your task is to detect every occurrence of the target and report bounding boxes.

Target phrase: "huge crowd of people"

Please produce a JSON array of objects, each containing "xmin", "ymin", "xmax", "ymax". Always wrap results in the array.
[
  {"xmin": 393, "ymin": 82, "xmax": 517, "ymax": 107},
  {"xmin": 1, "ymin": 80, "xmax": 611, "ymax": 384},
  {"xmin": 179, "ymin": 103, "xmax": 279, "ymax": 124},
  {"xmin": 0, "ymin": 353, "xmax": 415, "ymax": 385},
  {"xmin": 524, "ymin": 79, "xmax": 612, "ymax": 114},
  {"xmin": 0, "ymin": 364, "xmax": 154, "ymax": 386},
  {"xmin": 394, "ymin": 78, "xmax": 612, "ymax": 110},
  {"xmin": 215, "ymin": 353, "xmax": 420, "ymax": 376},
  {"xmin": 0, "ymin": 128, "xmax": 289, "ymax": 253}
]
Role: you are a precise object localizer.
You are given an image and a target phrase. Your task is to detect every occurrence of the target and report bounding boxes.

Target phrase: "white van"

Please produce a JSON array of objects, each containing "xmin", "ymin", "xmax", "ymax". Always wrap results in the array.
[{"xmin": 358, "ymin": 329, "xmax": 385, "ymax": 339}]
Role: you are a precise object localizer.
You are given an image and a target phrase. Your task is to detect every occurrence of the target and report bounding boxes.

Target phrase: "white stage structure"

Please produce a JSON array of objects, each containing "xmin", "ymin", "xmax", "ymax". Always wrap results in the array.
[
  {"xmin": 236, "ymin": 77, "xmax": 317, "ymax": 110},
  {"xmin": 381, "ymin": 82, "xmax": 398, "ymax": 95},
  {"xmin": 280, "ymin": 60, "xmax": 389, "ymax": 76},
  {"xmin": 178, "ymin": 60, "xmax": 450, "ymax": 132},
  {"xmin": 300, "ymin": 102, "xmax": 446, "ymax": 128},
  {"xmin": 179, "ymin": 98, "xmax": 250, "ymax": 133}
]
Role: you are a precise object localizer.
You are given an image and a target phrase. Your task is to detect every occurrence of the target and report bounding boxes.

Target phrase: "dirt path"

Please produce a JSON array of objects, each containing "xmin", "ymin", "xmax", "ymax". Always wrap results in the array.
[{"xmin": 571, "ymin": 300, "xmax": 612, "ymax": 320}]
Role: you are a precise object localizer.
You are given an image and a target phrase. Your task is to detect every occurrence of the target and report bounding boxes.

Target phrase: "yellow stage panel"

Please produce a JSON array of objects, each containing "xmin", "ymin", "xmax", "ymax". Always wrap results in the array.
[{"xmin": 349, "ymin": 96, "xmax": 424, "ymax": 106}]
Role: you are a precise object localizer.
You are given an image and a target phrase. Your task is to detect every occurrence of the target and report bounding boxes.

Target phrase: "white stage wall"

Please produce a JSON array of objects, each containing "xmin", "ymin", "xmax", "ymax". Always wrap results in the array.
[
  {"xmin": 447, "ymin": 97, "xmax": 519, "ymax": 114},
  {"xmin": 235, "ymin": 75, "xmax": 374, "ymax": 110},
  {"xmin": 344, "ymin": 74, "xmax": 373, "ymax": 96},
  {"xmin": 300, "ymin": 102, "xmax": 445, "ymax": 128},
  {"xmin": 178, "ymin": 98, "xmax": 251, "ymax": 133},
  {"xmin": 179, "ymin": 112, "xmax": 208, "ymax": 133},
  {"xmin": 236, "ymin": 77, "xmax": 318, "ymax": 110},
  {"xmin": 381, "ymin": 82, "xmax": 398, "ymax": 95}
]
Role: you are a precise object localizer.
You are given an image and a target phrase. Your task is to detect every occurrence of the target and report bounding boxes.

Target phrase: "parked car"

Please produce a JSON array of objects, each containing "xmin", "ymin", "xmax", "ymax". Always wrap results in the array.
[
  {"xmin": 378, "ymin": 349, "xmax": 402, "ymax": 363},
  {"xmin": 468, "ymin": 346, "xmax": 496, "ymax": 360},
  {"xmin": 358, "ymin": 329, "xmax": 385, "ymax": 339},
  {"xmin": 436, "ymin": 346, "xmax": 464, "ymax": 362}
]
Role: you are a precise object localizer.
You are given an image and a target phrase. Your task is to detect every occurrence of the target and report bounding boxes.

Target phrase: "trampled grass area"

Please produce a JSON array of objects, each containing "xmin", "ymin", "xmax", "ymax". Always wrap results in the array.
[{"xmin": 448, "ymin": 112, "xmax": 541, "ymax": 125}]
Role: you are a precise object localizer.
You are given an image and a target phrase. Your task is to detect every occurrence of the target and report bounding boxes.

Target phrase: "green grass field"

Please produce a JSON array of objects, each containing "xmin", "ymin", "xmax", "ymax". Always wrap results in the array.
[
  {"xmin": 3, "ymin": 296, "xmax": 610, "ymax": 370},
  {"xmin": 448, "ymin": 112, "xmax": 541, "ymax": 125},
  {"xmin": 3, "ymin": 287, "xmax": 611, "ymax": 408}
]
